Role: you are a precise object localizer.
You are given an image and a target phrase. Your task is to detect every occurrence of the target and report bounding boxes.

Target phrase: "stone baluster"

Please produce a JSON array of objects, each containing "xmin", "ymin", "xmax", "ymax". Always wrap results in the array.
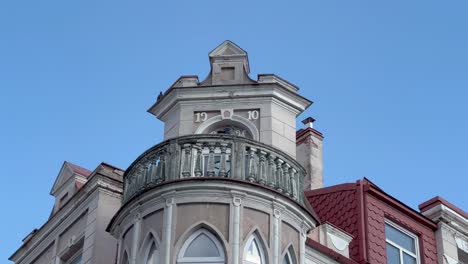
[
  {"xmin": 275, "ymin": 159, "xmax": 284, "ymax": 192},
  {"xmin": 247, "ymin": 148, "xmax": 257, "ymax": 182},
  {"xmin": 206, "ymin": 143, "xmax": 216, "ymax": 177},
  {"xmin": 258, "ymin": 150, "xmax": 267, "ymax": 185},
  {"xmin": 219, "ymin": 143, "xmax": 228, "ymax": 177},
  {"xmin": 267, "ymin": 155, "xmax": 276, "ymax": 188},
  {"xmin": 290, "ymin": 168, "xmax": 298, "ymax": 200},
  {"xmin": 136, "ymin": 165, "xmax": 143, "ymax": 191},
  {"xmin": 149, "ymin": 159, "xmax": 157, "ymax": 183},
  {"xmin": 194, "ymin": 144, "xmax": 203, "ymax": 177},
  {"xmin": 158, "ymin": 153, "xmax": 166, "ymax": 183},
  {"xmin": 181, "ymin": 144, "xmax": 192, "ymax": 178},
  {"xmin": 283, "ymin": 163, "xmax": 291, "ymax": 197},
  {"xmin": 143, "ymin": 163, "xmax": 150, "ymax": 186}
]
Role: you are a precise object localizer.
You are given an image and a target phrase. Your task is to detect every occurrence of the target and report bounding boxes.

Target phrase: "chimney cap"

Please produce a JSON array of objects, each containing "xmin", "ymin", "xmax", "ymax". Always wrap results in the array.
[
  {"xmin": 302, "ymin": 117, "xmax": 316, "ymax": 128},
  {"xmin": 302, "ymin": 117, "xmax": 316, "ymax": 124}
]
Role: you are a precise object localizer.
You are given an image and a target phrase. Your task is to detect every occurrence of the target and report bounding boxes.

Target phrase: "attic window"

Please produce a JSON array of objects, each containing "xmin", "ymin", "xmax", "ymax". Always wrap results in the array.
[
  {"xmin": 221, "ymin": 67, "xmax": 235, "ymax": 81},
  {"xmin": 385, "ymin": 221, "xmax": 420, "ymax": 264}
]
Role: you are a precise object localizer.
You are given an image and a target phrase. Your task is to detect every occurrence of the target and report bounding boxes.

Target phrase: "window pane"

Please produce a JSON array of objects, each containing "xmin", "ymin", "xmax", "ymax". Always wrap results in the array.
[
  {"xmin": 386, "ymin": 243, "xmax": 401, "ymax": 264},
  {"xmin": 122, "ymin": 252, "xmax": 129, "ymax": 264},
  {"xmin": 69, "ymin": 254, "xmax": 82, "ymax": 264},
  {"xmin": 385, "ymin": 224, "xmax": 415, "ymax": 253},
  {"xmin": 458, "ymin": 247, "xmax": 468, "ymax": 264},
  {"xmin": 244, "ymin": 238, "xmax": 263, "ymax": 264},
  {"xmin": 147, "ymin": 242, "xmax": 158, "ymax": 264},
  {"xmin": 282, "ymin": 254, "xmax": 291, "ymax": 264},
  {"xmin": 403, "ymin": 252, "xmax": 416, "ymax": 264},
  {"xmin": 184, "ymin": 233, "xmax": 220, "ymax": 258},
  {"xmin": 244, "ymin": 239, "xmax": 262, "ymax": 264}
]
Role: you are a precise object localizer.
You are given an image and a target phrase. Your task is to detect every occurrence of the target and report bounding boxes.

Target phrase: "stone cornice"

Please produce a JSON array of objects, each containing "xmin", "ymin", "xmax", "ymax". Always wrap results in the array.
[
  {"xmin": 148, "ymin": 83, "xmax": 312, "ymax": 119},
  {"xmin": 107, "ymin": 179, "xmax": 318, "ymax": 236}
]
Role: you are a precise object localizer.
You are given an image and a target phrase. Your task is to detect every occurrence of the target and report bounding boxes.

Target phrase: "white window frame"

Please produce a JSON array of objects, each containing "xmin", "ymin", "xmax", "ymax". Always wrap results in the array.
[
  {"xmin": 177, "ymin": 229, "xmax": 225, "ymax": 264},
  {"xmin": 385, "ymin": 220, "xmax": 420, "ymax": 264},
  {"xmin": 243, "ymin": 233, "xmax": 267, "ymax": 264}
]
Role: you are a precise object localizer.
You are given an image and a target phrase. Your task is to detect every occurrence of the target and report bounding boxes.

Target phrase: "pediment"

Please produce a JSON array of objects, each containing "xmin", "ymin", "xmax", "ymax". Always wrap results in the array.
[
  {"xmin": 209, "ymin": 40, "xmax": 247, "ymax": 58},
  {"xmin": 50, "ymin": 161, "xmax": 91, "ymax": 196}
]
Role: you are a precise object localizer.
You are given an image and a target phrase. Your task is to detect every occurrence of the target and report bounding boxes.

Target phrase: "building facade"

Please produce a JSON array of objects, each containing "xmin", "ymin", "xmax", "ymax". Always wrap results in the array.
[
  {"xmin": 10, "ymin": 162, "xmax": 124, "ymax": 264},
  {"xmin": 10, "ymin": 41, "xmax": 468, "ymax": 264}
]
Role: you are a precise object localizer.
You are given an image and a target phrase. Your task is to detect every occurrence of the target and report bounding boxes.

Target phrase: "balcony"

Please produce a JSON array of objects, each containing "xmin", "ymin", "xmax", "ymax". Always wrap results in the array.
[{"xmin": 123, "ymin": 134, "xmax": 307, "ymax": 205}]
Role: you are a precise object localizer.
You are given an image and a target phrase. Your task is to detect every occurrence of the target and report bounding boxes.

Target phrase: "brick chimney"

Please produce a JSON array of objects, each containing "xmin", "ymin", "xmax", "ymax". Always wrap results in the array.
[{"xmin": 296, "ymin": 117, "xmax": 323, "ymax": 190}]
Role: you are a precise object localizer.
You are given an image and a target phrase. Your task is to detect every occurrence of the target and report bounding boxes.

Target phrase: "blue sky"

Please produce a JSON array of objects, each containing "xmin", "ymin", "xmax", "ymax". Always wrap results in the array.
[{"xmin": 1, "ymin": 0, "xmax": 467, "ymax": 261}]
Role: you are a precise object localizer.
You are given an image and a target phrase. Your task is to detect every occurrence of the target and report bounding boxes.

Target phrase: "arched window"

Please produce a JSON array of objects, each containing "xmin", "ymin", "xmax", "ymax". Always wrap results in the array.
[
  {"xmin": 177, "ymin": 229, "xmax": 225, "ymax": 264},
  {"xmin": 122, "ymin": 251, "xmax": 129, "ymax": 264},
  {"xmin": 243, "ymin": 233, "xmax": 266, "ymax": 264},
  {"xmin": 146, "ymin": 241, "xmax": 159, "ymax": 264},
  {"xmin": 282, "ymin": 247, "xmax": 296, "ymax": 264}
]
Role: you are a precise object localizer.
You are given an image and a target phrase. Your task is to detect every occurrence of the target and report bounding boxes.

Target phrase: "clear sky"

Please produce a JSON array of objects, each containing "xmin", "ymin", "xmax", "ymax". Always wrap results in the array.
[{"xmin": 1, "ymin": 0, "xmax": 467, "ymax": 261}]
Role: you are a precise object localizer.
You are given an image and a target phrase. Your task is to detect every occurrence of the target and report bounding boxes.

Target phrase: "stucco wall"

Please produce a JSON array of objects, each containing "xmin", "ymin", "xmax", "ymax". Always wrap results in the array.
[
  {"xmin": 58, "ymin": 212, "xmax": 86, "ymax": 254},
  {"xmin": 242, "ymin": 207, "xmax": 270, "ymax": 243},
  {"xmin": 121, "ymin": 225, "xmax": 134, "ymax": 258},
  {"xmin": 92, "ymin": 191, "xmax": 123, "ymax": 264},
  {"xmin": 282, "ymin": 222, "xmax": 300, "ymax": 261},
  {"xmin": 30, "ymin": 244, "xmax": 53, "ymax": 264},
  {"xmin": 175, "ymin": 203, "xmax": 230, "ymax": 243},
  {"xmin": 141, "ymin": 209, "xmax": 164, "ymax": 242}
]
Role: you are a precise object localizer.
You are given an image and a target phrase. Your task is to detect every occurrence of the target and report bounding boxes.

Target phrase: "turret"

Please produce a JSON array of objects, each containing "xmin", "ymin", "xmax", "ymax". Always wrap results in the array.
[{"xmin": 108, "ymin": 41, "xmax": 319, "ymax": 264}]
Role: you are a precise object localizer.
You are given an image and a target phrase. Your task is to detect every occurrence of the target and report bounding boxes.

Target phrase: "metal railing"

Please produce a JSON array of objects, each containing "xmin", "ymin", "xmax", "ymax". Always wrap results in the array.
[{"xmin": 123, "ymin": 134, "xmax": 306, "ymax": 205}]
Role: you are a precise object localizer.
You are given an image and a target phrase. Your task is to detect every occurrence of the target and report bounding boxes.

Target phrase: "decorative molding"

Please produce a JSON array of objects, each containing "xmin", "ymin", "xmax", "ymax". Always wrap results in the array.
[
  {"xmin": 221, "ymin": 109, "xmax": 234, "ymax": 120},
  {"xmin": 273, "ymin": 208, "xmax": 282, "ymax": 219},
  {"xmin": 233, "ymin": 197, "xmax": 242, "ymax": 207},
  {"xmin": 165, "ymin": 197, "xmax": 175, "ymax": 207}
]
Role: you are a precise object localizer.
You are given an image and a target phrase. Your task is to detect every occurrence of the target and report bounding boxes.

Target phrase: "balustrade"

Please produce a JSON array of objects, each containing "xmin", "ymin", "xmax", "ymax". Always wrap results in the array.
[{"xmin": 122, "ymin": 135, "xmax": 306, "ymax": 205}]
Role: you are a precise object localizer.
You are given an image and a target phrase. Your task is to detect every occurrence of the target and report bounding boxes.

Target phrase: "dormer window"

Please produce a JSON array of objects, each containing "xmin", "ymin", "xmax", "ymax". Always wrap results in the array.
[{"xmin": 385, "ymin": 220, "xmax": 420, "ymax": 264}]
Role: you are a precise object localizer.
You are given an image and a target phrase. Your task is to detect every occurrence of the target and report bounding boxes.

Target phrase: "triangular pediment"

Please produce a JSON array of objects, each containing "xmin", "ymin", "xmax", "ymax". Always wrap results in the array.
[
  {"xmin": 208, "ymin": 40, "xmax": 250, "ymax": 75},
  {"xmin": 209, "ymin": 40, "xmax": 247, "ymax": 58},
  {"xmin": 50, "ymin": 161, "xmax": 92, "ymax": 196}
]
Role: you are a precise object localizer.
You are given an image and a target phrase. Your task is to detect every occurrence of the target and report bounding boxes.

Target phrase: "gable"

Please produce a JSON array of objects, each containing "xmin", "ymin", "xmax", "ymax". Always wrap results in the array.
[
  {"xmin": 208, "ymin": 40, "xmax": 247, "ymax": 58},
  {"xmin": 50, "ymin": 162, "xmax": 92, "ymax": 196}
]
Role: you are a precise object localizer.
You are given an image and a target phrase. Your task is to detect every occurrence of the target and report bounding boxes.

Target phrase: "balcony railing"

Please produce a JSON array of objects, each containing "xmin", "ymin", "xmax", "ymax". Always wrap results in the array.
[{"xmin": 123, "ymin": 134, "xmax": 307, "ymax": 205}]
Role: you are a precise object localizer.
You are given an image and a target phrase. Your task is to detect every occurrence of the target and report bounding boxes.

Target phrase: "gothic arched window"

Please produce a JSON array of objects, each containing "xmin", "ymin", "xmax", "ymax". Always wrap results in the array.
[
  {"xmin": 177, "ymin": 229, "xmax": 225, "ymax": 264},
  {"xmin": 121, "ymin": 251, "xmax": 129, "ymax": 264},
  {"xmin": 146, "ymin": 241, "xmax": 159, "ymax": 264},
  {"xmin": 282, "ymin": 247, "xmax": 296, "ymax": 264},
  {"xmin": 243, "ymin": 233, "xmax": 266, "ymax": 264}
]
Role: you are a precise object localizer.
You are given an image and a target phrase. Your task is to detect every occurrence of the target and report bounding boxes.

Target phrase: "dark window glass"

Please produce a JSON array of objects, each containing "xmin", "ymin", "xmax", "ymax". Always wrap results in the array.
[{"xmin": 458, "ymin": 247, "xmax": 468, "ymax": 264}]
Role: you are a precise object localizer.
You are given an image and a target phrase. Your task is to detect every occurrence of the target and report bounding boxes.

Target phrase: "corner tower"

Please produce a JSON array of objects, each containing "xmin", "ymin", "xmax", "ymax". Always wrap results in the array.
[
  {"xmin": 147, "ymin": 40, "xmax": 312, "ymax": 158},
  {"xmin": 108, "ymin": 41, "xmax": 319, "ymax": 264}
]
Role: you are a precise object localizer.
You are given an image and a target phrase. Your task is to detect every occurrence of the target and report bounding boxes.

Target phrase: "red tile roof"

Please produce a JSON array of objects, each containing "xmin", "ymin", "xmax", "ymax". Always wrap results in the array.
[
  {"xmin": 66, "ymin": 162, "xmax": 92, "ymax": 178},
  {"xmin": 306, "ymin": 179, "xmax": 438, "ymax": 264},
  {"xmin": 306, "ymin": 183, "xmax": 363, "ymax": 262}
]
